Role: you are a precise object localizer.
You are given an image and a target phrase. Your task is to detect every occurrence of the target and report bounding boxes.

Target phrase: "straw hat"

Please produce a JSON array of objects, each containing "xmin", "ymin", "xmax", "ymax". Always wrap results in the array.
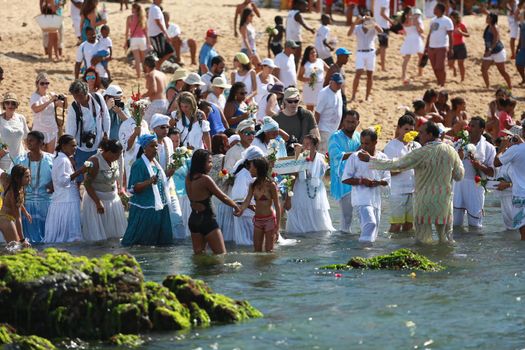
[
  {"xmin": 183, "ymin": 72, "xmax": 205, "ymax": 86},
  {"xmin": 172, "ymin": 69, "xmax": 188, "ymax": 82},
  {"xmin": 2, "ymin": 92, "xmax": 19, "ymax": 105},
  {"xmin": 211, "ymin": 76, "xmax": 231, "ymax": 89}
]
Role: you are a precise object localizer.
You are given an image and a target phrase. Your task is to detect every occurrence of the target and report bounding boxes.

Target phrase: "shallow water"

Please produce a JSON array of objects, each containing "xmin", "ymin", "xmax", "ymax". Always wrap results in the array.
[{"xmin": 36, "ymin": 192, "xmax": 525, "ymax": 349}]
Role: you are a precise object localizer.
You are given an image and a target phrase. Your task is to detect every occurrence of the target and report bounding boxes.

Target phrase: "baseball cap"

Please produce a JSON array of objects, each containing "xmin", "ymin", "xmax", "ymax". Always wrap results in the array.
[
  {"xmin": 261, "ymin": 58, "xmax": 277, "ymax": 68},
  {"xmin": 335, "ymin": 47, "xmax": 352, "ymax": 56},
  {"xmin": 285, "ymin": 40, "xmax": 299, "ymax": 49},
  {"xmin": 234, "ymin": 52, "xmax": 250, "ymax": 65},
  {"xmin": 330, "ymin": 73, "xmax": 344, "ymax": 84},
  {"xmin": 206, "ymin": 29, "xmax": 219, "ymax": 38},
  {"xmin": 103, "ymin": 84, "xmax": 123, "ymax": 97},
  {"xmin": 283, "ymin": 87, "xmax": 300, "ymax": 100}
]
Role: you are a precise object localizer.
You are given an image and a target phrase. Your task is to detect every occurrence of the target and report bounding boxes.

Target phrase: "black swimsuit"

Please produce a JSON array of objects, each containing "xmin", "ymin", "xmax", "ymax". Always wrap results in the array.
[{"xmin": 188, "ymin": 197, "xmax": 219, "ymax": 236}]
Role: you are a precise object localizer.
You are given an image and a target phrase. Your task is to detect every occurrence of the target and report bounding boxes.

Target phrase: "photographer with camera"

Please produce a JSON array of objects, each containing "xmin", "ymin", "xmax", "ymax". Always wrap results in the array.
[
  {"xmin": 494, "ymin": 125, "xmax": 525, "ymax": 240},
  {"xmin": 65, "ymin": 79, "xmax": 110, "ymax": 181},
  {"xmin": 30, "ymin": 72, "xmax": 66, "ymax": 153},
  {"xmin": 103, "ymin": 85, "xmax": 130, "ymax": 141}
]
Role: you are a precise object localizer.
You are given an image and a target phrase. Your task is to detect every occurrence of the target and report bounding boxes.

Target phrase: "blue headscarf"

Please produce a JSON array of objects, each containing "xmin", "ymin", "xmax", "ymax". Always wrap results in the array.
[{"xmin": 138, "ymin": 134, "xmax": 157, "ymax": 149}]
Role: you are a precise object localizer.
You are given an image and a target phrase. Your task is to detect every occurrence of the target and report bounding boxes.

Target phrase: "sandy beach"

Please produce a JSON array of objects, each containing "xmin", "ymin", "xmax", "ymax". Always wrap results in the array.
[{"xmin": 0, "ymin": 0, "xmax": 522, "ymax": 144}]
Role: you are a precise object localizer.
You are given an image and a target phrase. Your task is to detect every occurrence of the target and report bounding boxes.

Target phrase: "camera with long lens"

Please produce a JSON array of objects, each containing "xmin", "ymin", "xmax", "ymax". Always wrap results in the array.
[
  {"xmin": 81, "ymin": 131, "xmax": 96, "ymax": 148},
  {"xmin": 57, "ymin": 94, "xmax": 66, "ymax": 101},
  {"xmin": 114, "ymin": 99, "xmax": 125, "ymax": 109}
]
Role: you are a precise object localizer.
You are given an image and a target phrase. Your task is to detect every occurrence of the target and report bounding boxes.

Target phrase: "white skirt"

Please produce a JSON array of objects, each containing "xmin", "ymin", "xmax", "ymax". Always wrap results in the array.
[
  {"xmin": 168, "ymin": 181, "xmax": 186, "ymax": 239},
  {"xmin": 286, "ymin": 179, "xmax": 335, "ymax": 234},
  {"xmin": 178, "ymin": 194, "xmax": 192, "ymax": 239},
  {"xmin": 44, "ymin": 200, "xmax": 82, "ymax": 243},
  {"xmin": 213, "ymin": 198, "xmax": 235, "ymax": 241},
  {"xmin": 233, "ymin": 210, "xmax": 254, "ymax": 246},
  {"xmin": 81, "ymin": 190, "xmax": 127, "ymax": 241},
  {"xmin": 400, "ymin": 34, "xmax": 424, "ymax": 56},
  {"xmin": 302, "ymin": 81, "xmax": 323, "ymax": 105}
]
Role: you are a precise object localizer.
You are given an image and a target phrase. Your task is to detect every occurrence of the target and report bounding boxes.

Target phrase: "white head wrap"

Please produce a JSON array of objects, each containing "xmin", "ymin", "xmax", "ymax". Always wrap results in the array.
[
  {"xmin": 150, "ymin": 113, "xmax": 171, "ymax": 130},
  {"xmin": 236, "ymin": 119, "xmax": 255, "ymax": 133}
]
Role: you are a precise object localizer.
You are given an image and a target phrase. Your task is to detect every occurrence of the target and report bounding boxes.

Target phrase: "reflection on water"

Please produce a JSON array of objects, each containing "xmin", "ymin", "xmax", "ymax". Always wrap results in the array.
[{"xmin": 10, "ymin": 193, "xmax": 525, "ymax": 349}]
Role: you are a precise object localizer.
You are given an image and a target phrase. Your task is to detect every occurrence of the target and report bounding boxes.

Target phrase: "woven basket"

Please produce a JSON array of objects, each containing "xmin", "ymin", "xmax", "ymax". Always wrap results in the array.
[{"xmin": 35, "ymin": 14, "xmax": 63, "ymax": 32}]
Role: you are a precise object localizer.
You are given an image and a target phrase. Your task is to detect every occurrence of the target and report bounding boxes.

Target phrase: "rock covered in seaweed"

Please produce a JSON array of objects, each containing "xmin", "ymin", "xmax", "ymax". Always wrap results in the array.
[
  {"xmin": 319, "ymin": 249, "xmax": 444, "ymax": 271},
  {"xmin": 0, "ymin": 324, "xmax": 56, "ymax": 350},
  {"xmin": 0, "ymin": 249, "xmax": 262, "ymax": 344},
  {"xmin": 108, "ymin": 333, "xmax": 144, "ymax": 347}
]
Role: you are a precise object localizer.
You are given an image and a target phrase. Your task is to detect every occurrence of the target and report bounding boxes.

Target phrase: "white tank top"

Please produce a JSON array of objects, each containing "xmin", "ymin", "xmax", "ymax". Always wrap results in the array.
[
  {"xmin": 241, "ymin": 24, "xmax": 256, "ymax": 51},
  {"xmin": 235, "ymin": 71, "xmax": 254, "ymax": 94},
  {"xmin": 286, "ymin": 10, "xmax": 301, "ymax": 42},
  {"xmin": 255, "ymin": 74, "xmax": 276, "ymax": 120}
]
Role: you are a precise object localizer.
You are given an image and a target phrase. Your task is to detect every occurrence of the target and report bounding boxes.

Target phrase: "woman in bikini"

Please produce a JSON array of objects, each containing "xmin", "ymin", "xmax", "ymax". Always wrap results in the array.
[
  {"xmin": 239, "ymin": 157, "xmax": 280, "ymax": 252},
  {"xmin": 185, "ymin": 149, "xmax": 241, "ymax": 255},
  {"xmin": 0, "ymin": 165, "xmax": 32, "ymax": 246}
]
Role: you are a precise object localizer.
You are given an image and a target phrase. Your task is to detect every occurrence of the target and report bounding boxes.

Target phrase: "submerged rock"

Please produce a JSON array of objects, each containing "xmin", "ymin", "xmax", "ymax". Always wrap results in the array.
[
  {"xmin": 0, "ymin": 324, "xmax": 56, "ymax": 350},
  {"xmin": 108, "ymin": 333, "xmax": 144, "ymax": 347},
  {"xmin": 0, "ymin": 249, "xmax": 262, "ymax": 346},
  {"xmin": 319, "ymin": 249, "xmax": 444, "ymax": 272}
]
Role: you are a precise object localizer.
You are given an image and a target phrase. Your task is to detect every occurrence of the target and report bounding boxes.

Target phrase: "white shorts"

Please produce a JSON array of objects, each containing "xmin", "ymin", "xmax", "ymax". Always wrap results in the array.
[
  {"xmin": 389, "ymin": 193, "xmax": 414, "ymax": 224},
  {"xmin": 180, "ymin": 39, "xmax": 189, "ymax": 53},
  {"xmin": 355, "ymin": 50, "xmax": 376, "ymax": 71},
  {"xmin": 129, "ymin": 37, "xmax": 147, "ymax": 51},
  {"xmin": 482, "ymin": 49, "xmax": 506, "ymax": 63},
  {"xmin": 509, "ymin": 19, "xmax": 519, "ymax": 39},
  {"xmin": 72, "ymin": 16, "xmax": 81, "ymax": 37}
]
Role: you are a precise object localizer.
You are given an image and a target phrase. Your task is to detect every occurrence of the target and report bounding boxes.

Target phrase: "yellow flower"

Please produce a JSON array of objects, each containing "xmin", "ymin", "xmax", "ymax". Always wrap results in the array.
[
  {"xmin": 403, "ymin": 131, "xmax": 419, "ymax": 143},
  {"xmin": 373, "ymin": 124, "xmax": 382, "ymax": 137}
]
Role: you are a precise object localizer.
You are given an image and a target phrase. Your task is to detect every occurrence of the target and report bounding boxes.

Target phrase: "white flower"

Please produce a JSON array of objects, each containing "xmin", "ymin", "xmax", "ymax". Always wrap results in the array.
[
  {"xmin": 289, "ymin": 175, "xmax": 296, "ymax": 181},
  {"xmin": 84, "ymin": 161, "xmax": 93, "ymax": 168},
  {"xmin": 288, "ymin": 191, "xmax": 294, "ymax": 197},
  {"xmin": 465, "ymin": 144, "xmax": 477, "ymax": 155},
  {"xmin": 176, "ymin": 146, "xmax": 188, "ymax": 155}
]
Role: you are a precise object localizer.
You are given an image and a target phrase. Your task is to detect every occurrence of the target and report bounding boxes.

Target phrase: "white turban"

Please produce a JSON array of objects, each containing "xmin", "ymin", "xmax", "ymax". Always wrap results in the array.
[
  {"xmin": 228, "ymin": 134, "xmax": 241, "ymax": 144},
  {"xmin": 150, "ymin": 113, "xmax": 171, "ymax": 130},
  {"xmin": 256, "ymin": 116, "xmax": 279, "ymax": 136},
  {"xmin": 232, "ymin": 145, "xmax": 265, "ymax": 171},
  {"xmin": 236, "ymin": 119, "xmax": 255, "ymax": 133}
]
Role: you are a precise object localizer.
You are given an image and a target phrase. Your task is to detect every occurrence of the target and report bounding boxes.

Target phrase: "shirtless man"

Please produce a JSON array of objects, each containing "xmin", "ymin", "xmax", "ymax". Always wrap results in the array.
[
  {"xmin": 234, "ymin": 0, "xmax": 260, "ymax": 38},
  {"xmin": 142, "ymin": 55, "xmax": 168, "ymax": 126}
]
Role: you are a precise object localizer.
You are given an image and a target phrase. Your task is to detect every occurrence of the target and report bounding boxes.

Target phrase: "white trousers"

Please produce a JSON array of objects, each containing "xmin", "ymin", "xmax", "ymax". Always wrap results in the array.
[
  {"xmin": 356, "ymin": 205, "xmax": 381, "ymax": 243},
  {"xmin": 339, "ymin": 193, "xmax": 353, "ymax": 233},
  {"xmin": 500, "ymin": 193, "xmax": 514, "ymax": 230},
  {"xmin": 453, "ymin": 179, "xmax": 484, "ymax": 228}
]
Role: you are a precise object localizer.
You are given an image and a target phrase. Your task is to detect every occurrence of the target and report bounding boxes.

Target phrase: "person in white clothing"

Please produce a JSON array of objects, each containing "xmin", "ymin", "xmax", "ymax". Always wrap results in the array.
[
  {"xmin": 224, "ymin": 119, "xmax": 256, "ymax": 172},
  {"xmin": 315, "ymin": 15, "xmax": 336, "ymax": 66},
  {"xmin": 494, "ymin": 126, "xmax": 525, "ymax": 240},
  {"xmin": 424, "ymin": 4, "xmax": 453, "ymax": 86},
  {"xmin": 399, "ymin": 7, "xmax": 425, "ymax": 84},
  {"xmin": 164, "ymin": 11, "xmax": 197, "ymax": 66},
  {"xmin": 383, "ymin": 115, "xmax": 421, "ymax": 233},
  {"xmin": 494, "ymin": 162, "xmax": 514, "ymax": 230},
  {"xmin": 507, "ymin": 0, "xmax": 520, "ymax": 59},
  {"xmin": 298, "ymin": 46, "xmax": 329, "ymax": 111},
  {"xmin": 374, "ymin": 0, "xmax": 394, "ymax": 71},
  {"xmin": 239, "ymin": 7, "xmax": 261, "ymax": 66},
  {"xmin": 254, "ymin": 58, "xmax": 281, "ymax": 122},
  {"xmin": 70, "ymin": 0, "xmax": 84, "ymax": 44},
  {"xmin": 315, "ymin": 73, "xmax": 344, "ymax": 154},
  {"xmin": 0, "ymin": 92, "xmax": 30, "ymax": 171},
  {"xmin": 206, "ymin": 76, "xmax": 230, "ymax": 111},
  {"xmin": 118, "ymin": 110, "xmax": 149, "ymax": 189},
  {"xmin": 30, "ymin": 72, "xmax": 65, "ymax": 153},
  {"xmin": 200, "ymin": 56, "xmax": 227, "ymax": 98},
  {"xmin": 453, "ymin": 117, "xmax": 496, "ymax": 228},
  {"xmin": 230, "ymin": 52, "xmax": 257, "ymax": 96},
  {"xmin": 348, "ymin": 17, "xmax": 383, "ymax": 102},
  {"xmin": 171, "ymin": 92, "xmax": 211, "ymax": 150},
  {"xmin": 74, "ymin": 27, "xmax": 108, "ymax": 81},
  {"xmin": 147, "ymin": 0, "xmax": 173, "ymax": 68},
  {"xmin": 342, "ymin": 128, "xmax": 390, "ymax": 243},
  {"xmin": 274, "ymin": 41, "xmax": 298, "ymax": 88},
  {"xmin": 286, "ymin": 0, "xmax": 316, "ymax": 66},
  {"xmin": 44, "ymin": 135, "xmax": 89, "ymax": 243}
]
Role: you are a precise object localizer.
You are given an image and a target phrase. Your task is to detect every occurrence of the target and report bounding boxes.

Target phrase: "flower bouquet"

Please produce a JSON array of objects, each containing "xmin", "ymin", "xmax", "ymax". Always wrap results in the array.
[
  {"xmin": 403, "ymin": 131, "xmax": 419, "ymax": 143},
  {"xmin": 218, "ymin": 168, "xmax": 235, "ymax": 185},
  {"xmin": 265, "ymin": 26, "xmax": 279, "ymax": 36},
  {"xmin": 308, "ymin": 67, "xmax": 319, "ymax": 89},
  {"xmin": 267, "ymin": 139, "xmax": 280, "ymax": 163},
  {"xmin": 127, "ymin": 87, "xmax": 150, "ymax": 126},
  {"xmin": 275, "ymin": 174, "xmax": 295, "ymax": 198},
  {"xmin": 169, "ymin": 146, "xmax": 193, "ymax": 170},
  {"xmin": 245, "ymin": 102, "xmax": 258, "ymax": 119}
]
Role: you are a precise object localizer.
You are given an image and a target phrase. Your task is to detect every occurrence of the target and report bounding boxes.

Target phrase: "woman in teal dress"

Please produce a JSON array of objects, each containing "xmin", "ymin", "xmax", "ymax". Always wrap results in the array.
[
  {"xmin": 121, "ymin": 134, "xmax": 173, "ymax": 246},
  {"xmin": 14, "ymin": 131, "xmax": 53, "ymax": 244}
]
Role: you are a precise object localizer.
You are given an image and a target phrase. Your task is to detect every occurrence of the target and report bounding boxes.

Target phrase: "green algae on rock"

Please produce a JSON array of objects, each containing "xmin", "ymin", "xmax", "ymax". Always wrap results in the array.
[
  {"xmin": 319, "ymin": 249, "xmax": 444, "ymax": 272},
  {"xmin": 0, "ymin": 249, "xmax": 263, "ymax": 344},
  {"xmin": 0, "ymin": 325, "xmax": 56, "ymax": 350},
  {"xmin": 108, "ymin": 333, "xmax": 144, "ymax": 347}
]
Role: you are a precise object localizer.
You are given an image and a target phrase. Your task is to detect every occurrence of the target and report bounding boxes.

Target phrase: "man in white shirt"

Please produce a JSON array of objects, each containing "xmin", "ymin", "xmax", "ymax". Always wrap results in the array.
[
  {"xmin": 348, "ymin": 17, "xmax": 382, "ymax": 102},
  {"xmin": 424, "ymin": 3, "xmax": 453, "ymax": 86},
  {"xmin": 224, "ymin": 119, "xmax": 256, "ymax": 172},
  {"xmin": 373, "ymin": 0, "xmax": 394, "ymax": 71},
  {"xmin": 74, "ymin": 27, "xmax": 108, "ymax": 80},
  {"xmin": 164, "ymin": 11, "xmax": 197, "ymax": 66},
  {"xmin": 494, "ymin": 126, "xmax": 525, "ymax": 240},
  {"xmin": 274, "ymin": 40, "xmax": 298, "ymax": 88},
  {"xmin": 65, "ymin": 80, "xmax": 110, "ymax": 182},
  {"xmin": 342, "ymin": 128, "xmax": 390, "ymax": 243},
  {"xmin": 315, "ymin": 73, "xmax": 343, "ymax": 154},
  {"xmin": 315, "ymin": 15, "xmax": 335, "ymax": 66},
  {"xmin": 383, "ymin": 114, "xmax": 421, "ymax": 233},
  {"xmin": 200, "ymin": 56, "xmax": 226, "ymax": 97},
  {"xmin": 148, "ymin": 0, "xmax": 173, "ymax": 68},
  {"xmin": 453, "ymin": 117, "xmax": 496, "ymax": 228}
]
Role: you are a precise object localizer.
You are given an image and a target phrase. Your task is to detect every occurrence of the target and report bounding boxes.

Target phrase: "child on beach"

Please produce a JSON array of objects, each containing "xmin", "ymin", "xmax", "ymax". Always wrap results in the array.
[
  {"xmin": 95, "ymin": 25, "xmax": 113, "ymax": 82},
  {"xmin": 342, "ymin": 128, "xmax": 390, "ymax": 243},
  {"xmin": 239, "ymin": 157, "xmax": 281, "ymax": 252},
  {"xmin": 449, "ymin": 11, "xmax": 469, "ymax": 82},
  {"xmin": 267, "ymin": 16, "xmax": 285, "ymax": 57},
  {"xmin": 315, "ymin": 14, "xmax": 335, "ymax": 66},
  {"xmin": 0, "ymin": 165, "xmax": 32, "ymax": 246}
]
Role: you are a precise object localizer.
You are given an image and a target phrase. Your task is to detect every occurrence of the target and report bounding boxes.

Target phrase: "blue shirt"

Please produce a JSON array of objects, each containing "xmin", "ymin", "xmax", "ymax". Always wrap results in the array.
[
  {"xmin": 207, "ymin": 103, "xmax": 226, "ymax": 136},
  {"xmin": 108, "ymin": 107, "xmax": 130, "ymax": 141},
  {"xmin": 328, "ymin": 130, "xmax": 361, "ymax": 200},
  {"xmin": 199, "ymin": 43, "xmax": 218, "ymax": 74}
]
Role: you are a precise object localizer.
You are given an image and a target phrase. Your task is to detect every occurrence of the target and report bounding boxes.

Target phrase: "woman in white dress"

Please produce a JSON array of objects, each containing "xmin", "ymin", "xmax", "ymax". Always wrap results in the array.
[
  {"xmin": 399, "ymin": 7, "xmax": 425, "ymax": 85},
  {"xmin": 172, "ymin": 92, "xmax": 211, "ymax": 150},
  {"xmin": 30, "ymin": 73, "xmax": 65, "ymax": 153},
  {"xmin": 231, "ymin": 52, "xmax": 257, "ymax": 96},
  {"xmin": 44, "ymin": 134, "xmax": 89, "ymax": 243},
  {"xmin": 254, "ymin": 58, "xmax": 281, "ymax": 122},
  {"xmin": 0, "ymin": 93, "xmax": 29, "ymax": 171},
  {"xmin": 286, "ymin": 134, "xmax": 334, "ymax": 234},
  {"xmin": 118, "ymin": 111, "xmax": 150, "ymax": 189},
  {"xmin": 82, "ymin": 139, "xmax": 127, "ymax": 241},
  {"xmin": 297, "ymin": 46, "xmax": 329, "ymax": 111},
  {"xmin": 239, "ymin": 7, "xmax": 261, "ymax": 67}
]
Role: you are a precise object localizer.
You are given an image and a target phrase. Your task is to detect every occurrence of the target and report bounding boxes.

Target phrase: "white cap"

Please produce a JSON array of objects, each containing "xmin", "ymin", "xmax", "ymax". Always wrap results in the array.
[
  {"xmin": 103, "ymin": 85, "xmax": 123, "ymax": 97},
  {"xmin": 261, "ymin": 58, "xmax": 276, "ymax": 68}
]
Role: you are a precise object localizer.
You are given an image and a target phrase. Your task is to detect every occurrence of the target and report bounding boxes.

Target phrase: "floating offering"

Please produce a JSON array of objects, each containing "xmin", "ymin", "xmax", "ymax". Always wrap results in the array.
[{"xmin": 319, "ymin": 249, "xmax": 444, "ymax": 272}]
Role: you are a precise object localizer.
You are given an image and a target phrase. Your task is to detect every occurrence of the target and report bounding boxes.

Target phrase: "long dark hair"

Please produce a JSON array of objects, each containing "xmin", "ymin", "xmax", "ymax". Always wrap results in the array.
[
  {"xmin": 400, "ymin": 6, "xmax": 412, "ymax": 24},
  {"xmin": 55, "ymin": 134, "xmax": 75, "ymax": 156},
  {"xmin": 81, "ymin": 0, "xmax": 98, "ymax": 17},
  {"xmin": 100, "ymin": 138, "xmax": 123, "ymax": 153},
  {"xmin": 211, "ymin": 134, "xmax": 228, "ymax": 155},
  {"xmin": 251, "ymin": 158, "xmax": 271, "ymax": 188},
  {"xmin": 301, "ymin": 46, "xmax": 316, "ymax": 67},
  {"xmin": 239, "ymin": 7, "xmax": 253, "ymax": 29},
  {"xmin": 227, "ymin": 82, "xmax": 247, "ymax": 103},
  {"xmin": 5, "ymin": 164, "xmax": 28, "ymax": 206},
  {"xmin": 189, "ymin": 149, "xmax": 211, "ymax": 179}
]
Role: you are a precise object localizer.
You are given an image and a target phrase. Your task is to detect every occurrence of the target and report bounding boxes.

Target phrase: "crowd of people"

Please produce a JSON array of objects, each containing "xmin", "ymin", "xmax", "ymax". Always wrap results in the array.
[{"xmin": 1, "ymin": 0, "xmax": 525, "ymax": 254}]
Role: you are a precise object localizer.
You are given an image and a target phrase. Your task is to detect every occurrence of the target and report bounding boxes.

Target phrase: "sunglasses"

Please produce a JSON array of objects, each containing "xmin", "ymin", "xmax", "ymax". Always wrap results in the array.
[
  {"xmin": 39, "ymin": 82, "xmax": 50, "ymax": 86},
  {"xmin": 4, "ymin": 101, "xmax": 17, "ymax": 106},
  {"xmin": 242, "ymin": 130, "xmax": 256, "ymax": 136},
  {"xmin": 286, "ymin": 99, "xmax": 299, "ymax": 104},
  {"xmin": 85, "ymin": 75, "xmax": 96, "ymax": 81}
]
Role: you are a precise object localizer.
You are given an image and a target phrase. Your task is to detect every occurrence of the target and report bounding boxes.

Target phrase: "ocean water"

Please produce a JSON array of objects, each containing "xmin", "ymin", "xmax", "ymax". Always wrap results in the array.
[{"xmin": 40, "ymin": 192, "xmax": 525, "ymax": 349}]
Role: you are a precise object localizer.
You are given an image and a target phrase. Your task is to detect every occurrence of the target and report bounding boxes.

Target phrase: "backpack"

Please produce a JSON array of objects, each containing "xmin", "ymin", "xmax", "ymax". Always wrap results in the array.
[{"xmin": 71, "ymin": 93, "xmax": 106, "ymax": 146}]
